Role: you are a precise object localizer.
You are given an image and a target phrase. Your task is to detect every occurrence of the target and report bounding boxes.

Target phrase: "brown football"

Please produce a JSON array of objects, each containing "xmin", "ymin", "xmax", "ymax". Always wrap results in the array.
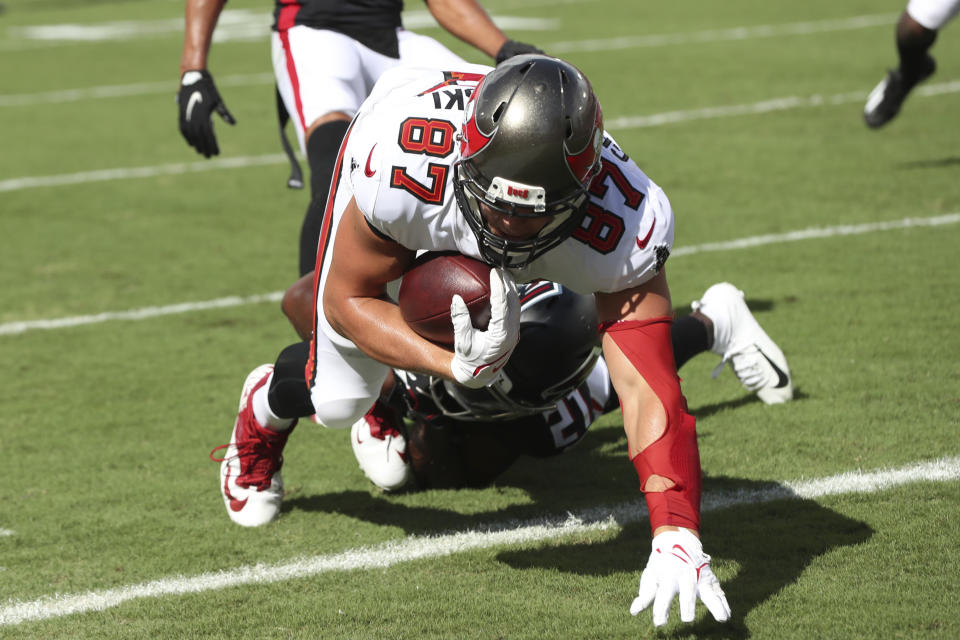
[{"xmin": 398, "ymin": 252, "xmax": 492, "ymax": 347}]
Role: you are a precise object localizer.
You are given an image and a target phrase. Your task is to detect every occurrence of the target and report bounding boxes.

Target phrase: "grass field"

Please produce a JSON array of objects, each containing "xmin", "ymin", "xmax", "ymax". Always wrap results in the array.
[{"xmin": 2, "ymin": 0, "xmax": 960, "ymax": 638}]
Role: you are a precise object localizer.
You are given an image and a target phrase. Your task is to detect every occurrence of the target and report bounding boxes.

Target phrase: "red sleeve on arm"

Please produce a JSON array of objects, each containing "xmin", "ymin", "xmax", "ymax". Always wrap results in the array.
[{"xmin": 604, "ymin": 317, "xmax": 701, "ymax": 533}]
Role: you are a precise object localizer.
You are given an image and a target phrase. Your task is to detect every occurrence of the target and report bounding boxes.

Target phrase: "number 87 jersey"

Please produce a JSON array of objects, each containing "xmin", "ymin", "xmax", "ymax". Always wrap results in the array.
[{"xmin": 340, "ymin": 63, "xmax": 675, "ymax": 294}]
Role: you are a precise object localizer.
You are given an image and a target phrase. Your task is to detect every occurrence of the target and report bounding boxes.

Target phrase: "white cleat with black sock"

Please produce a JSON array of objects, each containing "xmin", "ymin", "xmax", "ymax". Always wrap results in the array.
[{"xmin": 692, "ymin": 283, "xmax": 793, "ymax": 404}]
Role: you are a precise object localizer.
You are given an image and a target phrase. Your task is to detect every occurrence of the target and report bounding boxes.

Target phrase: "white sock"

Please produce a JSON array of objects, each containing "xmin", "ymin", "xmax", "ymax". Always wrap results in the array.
[
  {"xmin": 706, "ymin": 303, "xmax": 732, "ymax": 356},
  {"xmin": 252, "ymin": 382, "xmax": 294, "ymax": 432}
]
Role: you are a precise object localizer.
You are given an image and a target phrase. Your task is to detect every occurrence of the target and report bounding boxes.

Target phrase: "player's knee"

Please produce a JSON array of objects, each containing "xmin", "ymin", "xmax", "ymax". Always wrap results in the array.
[{"xmin": 311, "ymin": 396, "xmax": 371, "ymax": 430}]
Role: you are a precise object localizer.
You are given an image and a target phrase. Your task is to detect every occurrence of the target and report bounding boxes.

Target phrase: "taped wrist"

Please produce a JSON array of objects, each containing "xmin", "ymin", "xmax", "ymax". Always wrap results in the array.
[{"xmin": 604, "ymin": 317, "xmax": 701, "ymax": 533}]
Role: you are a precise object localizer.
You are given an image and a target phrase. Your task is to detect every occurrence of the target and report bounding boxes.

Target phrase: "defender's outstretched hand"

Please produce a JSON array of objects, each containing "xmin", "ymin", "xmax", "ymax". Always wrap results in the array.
[
  {"xmin": 450, "ymin": 268, "xmax": 519, "ymax": 388},
  {"xmin": 630, "ymin": 529, "xmax": 730, "ymax": 627}
]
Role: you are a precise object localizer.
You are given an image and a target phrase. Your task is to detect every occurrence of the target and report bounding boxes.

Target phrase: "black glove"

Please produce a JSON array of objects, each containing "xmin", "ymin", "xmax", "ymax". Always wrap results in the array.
[
  {"xmin": 177, "ymin": 69, "xmax": 236, "ymax": 158},
  {"xmin": 495, "ymin": 39, "xmax": 544, "ymax": 65}
]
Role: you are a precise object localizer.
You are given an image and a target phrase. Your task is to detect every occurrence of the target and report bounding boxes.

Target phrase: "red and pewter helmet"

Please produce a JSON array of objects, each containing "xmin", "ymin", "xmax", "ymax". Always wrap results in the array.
[{"xmin": 454, "ymin": 55, "xmax": 604, "ymax": 268}]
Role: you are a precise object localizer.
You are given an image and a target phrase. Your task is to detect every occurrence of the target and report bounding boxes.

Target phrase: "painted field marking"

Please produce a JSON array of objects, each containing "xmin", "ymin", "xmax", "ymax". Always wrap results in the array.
[
  {"xmin": 0, "ymin": 10, "xmax": 555, "ymax": 51},
  {"xmin": 0, "ymin": 292, "xmax": 283, "ymax": 336},
  {"xmin": 1, "ymin": 456, "xmax": 956, "ymax": 626},
  {"xmin": 2, "ymin": 213, "xmax": 958, "ymax": 337},
  {"xmin": 0, "ymin": 73, "xmax": 274, "ymax": 108},
  {"xmin": 670, "ymin": 213, "xmax": 960, "ymax": 257},
  {"xmin": 0, "ymin": 154, "xmax": 289, "ymax": 193},
  {"xmin": 4, "ymin": 79, "xmax": 959, "ymax": 194},
  {"xmin": 2, "ymin": 12, "xmax": 899, "ymax": 104},
  {"xmin": 605, "ymin": 80, "xmax": 960, "ymax": 129},
  {"xmin": 549, "ymin": 13, "xmax": 897, "ymax": 54}
]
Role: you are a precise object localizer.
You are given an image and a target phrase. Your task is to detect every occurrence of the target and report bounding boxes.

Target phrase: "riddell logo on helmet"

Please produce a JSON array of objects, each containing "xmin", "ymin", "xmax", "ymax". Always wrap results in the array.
[{"xmin": 507, "ymin": 186, "xmax": 530, "ymax": 199}]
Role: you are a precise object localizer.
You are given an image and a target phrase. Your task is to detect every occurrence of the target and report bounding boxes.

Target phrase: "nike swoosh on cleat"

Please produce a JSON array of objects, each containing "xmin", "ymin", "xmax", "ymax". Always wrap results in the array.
[
  {"xmin": 185, "ymin": 91, "xmax": 203, "ymax": 122},
  {"xmin": 757, "ymin": 347, "xmax": 790, "ymax": 388},
  {"xmin": 636, "ymin": 218, "xmax": 656, "ymax": 249},
  {"xmin": 364, "ymin": 144, "xmax": 377, "ymax": 177},
  {"xmin": 223, "ymin": 464, "xmax": 248, "ymax": 512}
]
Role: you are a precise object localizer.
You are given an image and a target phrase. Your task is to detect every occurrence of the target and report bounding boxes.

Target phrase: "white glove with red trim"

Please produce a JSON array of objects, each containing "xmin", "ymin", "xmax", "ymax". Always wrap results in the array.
[
  {"xmin": 630, "ymin": 528, "xmax": 731, "ymax": 627},
  {"xmin": 450, "ymin": 267, "xmax": 519, "ymax": 389}
]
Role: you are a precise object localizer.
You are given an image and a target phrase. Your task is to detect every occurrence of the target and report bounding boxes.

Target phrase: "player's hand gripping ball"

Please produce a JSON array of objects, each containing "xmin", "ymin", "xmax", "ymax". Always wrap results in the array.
[{"xmin": 398, "ymin": 252, "xmax": 492, "ymax": 347}]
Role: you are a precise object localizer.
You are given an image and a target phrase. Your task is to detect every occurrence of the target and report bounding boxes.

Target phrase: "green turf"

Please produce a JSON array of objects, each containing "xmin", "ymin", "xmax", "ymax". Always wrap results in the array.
[{"xmin": 1, "ymin": 0, "xmax": 959, "ymax": 637}]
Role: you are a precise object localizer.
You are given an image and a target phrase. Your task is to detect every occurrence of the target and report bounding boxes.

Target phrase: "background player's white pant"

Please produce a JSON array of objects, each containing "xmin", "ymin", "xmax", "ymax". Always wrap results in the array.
[
  {"xmin": 907, "ymin": 0, "xmax": 960, "ymax": 30},
  {"xmin": 272, "ymin": 26, "xmax": 467, "ymax": 153}
]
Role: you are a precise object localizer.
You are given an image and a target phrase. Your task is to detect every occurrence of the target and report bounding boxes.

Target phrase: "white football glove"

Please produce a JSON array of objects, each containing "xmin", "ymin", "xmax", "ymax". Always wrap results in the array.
[
  {"xmin": 630, "ymin": 529, "xmax": 731, "ymax": 627},
  {"xmin": 449, "ymin": 268, "xmax": 520, "ymax": 389}
]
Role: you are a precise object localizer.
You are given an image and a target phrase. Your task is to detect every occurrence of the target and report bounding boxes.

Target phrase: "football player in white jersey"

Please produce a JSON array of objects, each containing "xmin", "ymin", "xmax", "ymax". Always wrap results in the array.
[
  {"xmin": 864, "ymin": 0, "xmax": 959, "ymax": 127},
  {"xmin": 213, "ymin": 55, "xmax": 742, "ymax": 627},
  {"xmin": 178, "ymin": 0, "xmax": 540, "ymax": 276}
]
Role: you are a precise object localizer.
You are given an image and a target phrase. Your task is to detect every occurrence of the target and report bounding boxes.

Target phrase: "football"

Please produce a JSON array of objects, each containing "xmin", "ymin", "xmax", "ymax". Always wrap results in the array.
[{"xmin": 398, "ymin": 252, "xmax": 492, "ymax": 347}]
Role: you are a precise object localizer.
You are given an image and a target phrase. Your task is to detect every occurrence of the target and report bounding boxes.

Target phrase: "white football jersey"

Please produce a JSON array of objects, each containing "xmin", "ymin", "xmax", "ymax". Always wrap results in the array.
[{"xmin": 342, "ymin": 64, "xmax": 675, "ymax": 295}]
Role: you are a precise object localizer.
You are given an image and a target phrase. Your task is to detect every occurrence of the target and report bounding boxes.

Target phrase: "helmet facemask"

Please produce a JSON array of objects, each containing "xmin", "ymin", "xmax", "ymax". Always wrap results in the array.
[
  {"xmin": 454, "ymin": 54, "xmax": 604, "ymax": 269},
  {"xmin": 453, "ymin": 162, "xmax": 591, "ymax": 268}
]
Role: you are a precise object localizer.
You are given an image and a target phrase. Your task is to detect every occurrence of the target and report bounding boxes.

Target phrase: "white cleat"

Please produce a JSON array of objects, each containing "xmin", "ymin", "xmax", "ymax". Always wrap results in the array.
[
  {"xmin": 350, "ymin": 401, "xmax": 412, "ymax": 491},
  {"xmin": 210, "ymin": 364, "xmax": 294, "ymax": 527},
  {"xmin": 692, "ymin": 283, "xmax": 793, "ymax": 404}
]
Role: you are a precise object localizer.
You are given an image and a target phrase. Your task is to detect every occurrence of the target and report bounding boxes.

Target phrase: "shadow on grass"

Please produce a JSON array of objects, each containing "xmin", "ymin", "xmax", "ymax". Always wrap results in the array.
[
  {"xmin": 284, "ymin": 420, "xmax": 639, "ymax": 531},
  {"xmin": 671, "ymin": 295, "xmax": 781, "ymax": 319},
  {"xmin": 690, "ymin": 386, "xmax": 808, "ymax": 422},
  {"xmin": 285, "ymin": 386, "xmax": 806, "ymax": 532},
  {"xmin": 496, "ymin": 494, "xmax": 872, "ymax": 638},
  {"xmin": 284, "ymin": 309, "xmax": 831, "ymax": 633},
  {"xmin": 288, "ymin": 472, "xmax": 871, "ymax": 637},
  {"xmin": 896, "ymin": 156, "xmax": 960, "ymax": 170}
]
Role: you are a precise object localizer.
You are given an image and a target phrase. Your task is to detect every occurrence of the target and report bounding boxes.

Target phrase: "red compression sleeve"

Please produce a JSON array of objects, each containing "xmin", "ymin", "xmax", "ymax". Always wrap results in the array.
[{"xmin": 604, "ymin": 317, "xmax": 701, "ymax": 533}]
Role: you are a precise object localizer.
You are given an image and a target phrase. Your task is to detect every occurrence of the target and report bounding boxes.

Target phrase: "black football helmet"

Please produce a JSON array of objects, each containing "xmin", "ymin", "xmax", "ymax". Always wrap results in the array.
[
  {"xmin": 429, "ymin": 281, "xmax": 601, "ymax": 420},
  {"xmin": 454, "ymin": 55, "xmax": 604, "ymax": 268}
]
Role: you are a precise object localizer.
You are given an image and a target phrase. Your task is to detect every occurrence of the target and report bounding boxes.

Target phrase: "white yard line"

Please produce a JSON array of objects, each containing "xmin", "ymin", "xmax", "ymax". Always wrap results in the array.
[
  {"xmin": 1, "ymin": 456, "xmax": 957, "ymax": 626},
  {"xmin": 0, "ymin": 13, "xmax": 898, "ymax": 104},
  {"xmin": 670, "ymin": 213, "xmax": 960, "ymax": 257},
  {"xmin": 2, "ymin": 213, "xmax": 958, "ymax": 337},
  {"xmin": 4, "ymin": 79, "xmax": 960, "ymax": 195},
  {"xmin": 0, "ymin": 73, "xmax": 274, "ymax": 108},
  {"xmin": 0, "ymin": 154, "xmax": 289, "ymax": 193},
  {"xmin": 0, "ymin": 9, "xmax": 555, "ymax": 51},
  {"xmin": 604, "ymin": 80, "xmax": 960, "ymax": 129},
  {"xmin": 0, "ymin": 292, "xmax": 283, "ymax": 336},
  {"xmin": 548, "ymin": 13, "xmax": 897, "ymax": 54}
]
